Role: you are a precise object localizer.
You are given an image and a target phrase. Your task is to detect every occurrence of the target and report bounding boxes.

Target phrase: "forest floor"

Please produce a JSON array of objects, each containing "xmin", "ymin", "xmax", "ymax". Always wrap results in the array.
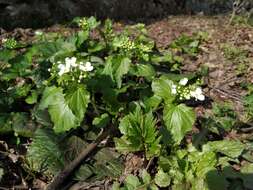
[
  {"xmin": 0, "ymin": 15, "xmax": 253, "ymax": 189},
  {"xmin": 148, "ymin": 15, "xmax": 253, "ymax": 117}
]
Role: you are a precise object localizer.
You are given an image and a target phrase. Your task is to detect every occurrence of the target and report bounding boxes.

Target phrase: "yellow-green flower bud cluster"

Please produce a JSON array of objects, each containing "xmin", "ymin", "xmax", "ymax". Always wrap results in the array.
[
  {"xmin": 78, "ymin": 18, "xmax": 89, "ymax": 31},
  {"xmin": 2, "ymin": 38, "xmax": 17, "ymax": 49},
  {"xmin": 122, "ymin": 40, "xmax": 135, "ymax": 51}
]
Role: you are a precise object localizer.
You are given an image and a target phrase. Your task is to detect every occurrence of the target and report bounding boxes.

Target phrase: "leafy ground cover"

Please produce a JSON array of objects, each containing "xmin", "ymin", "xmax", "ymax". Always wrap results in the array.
[{"xmin": 0, "ymin": 15, "xmax": 253, "ymax": 190}]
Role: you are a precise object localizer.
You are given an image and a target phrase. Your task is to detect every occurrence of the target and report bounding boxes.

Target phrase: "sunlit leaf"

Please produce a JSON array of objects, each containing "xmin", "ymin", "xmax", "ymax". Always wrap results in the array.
[
  {"xmin": 152, "ymin": 76, "xmax": 175, "ymax": 104},
  {"xmin": 163, "ymin": 104, "xmax": 196, "ymax": 144},
  {"xmin": 205, "ymin": 140, "xmax": 245, "ymax": 158},
  {"xmin": 155, "ymin": 169, "xmax": 171, "ymax": 187}
]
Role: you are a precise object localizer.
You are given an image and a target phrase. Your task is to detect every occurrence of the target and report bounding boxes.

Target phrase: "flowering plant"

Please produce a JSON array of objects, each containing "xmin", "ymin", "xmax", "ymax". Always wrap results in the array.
[{"xmin": 171, "ymin": 77, "xmax": 205, "ymax": 101}]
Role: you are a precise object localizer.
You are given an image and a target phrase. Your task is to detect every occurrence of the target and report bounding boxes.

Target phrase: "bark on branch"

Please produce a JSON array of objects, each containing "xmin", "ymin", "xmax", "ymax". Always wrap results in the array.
[{"xmin": 46, "ymin": 127, "xmax": 113, "ymax": 190}]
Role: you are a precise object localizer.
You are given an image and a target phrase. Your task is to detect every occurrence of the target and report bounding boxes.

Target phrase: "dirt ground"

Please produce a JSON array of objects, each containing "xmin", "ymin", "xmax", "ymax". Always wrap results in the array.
[{"xmin": 148, "ymin": 15, "xmax": 253, "ymax": 114}]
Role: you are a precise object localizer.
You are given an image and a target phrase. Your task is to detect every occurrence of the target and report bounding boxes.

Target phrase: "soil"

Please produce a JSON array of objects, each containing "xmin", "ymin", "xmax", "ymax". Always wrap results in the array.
[{"xmin": 148, "ymin": 15, "xmax": 253, "ymax": 114}]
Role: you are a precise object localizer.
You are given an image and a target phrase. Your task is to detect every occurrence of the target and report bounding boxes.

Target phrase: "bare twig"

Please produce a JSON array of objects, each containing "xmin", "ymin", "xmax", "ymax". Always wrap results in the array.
[
  {"xmin": 240, "ymin": 126, "xmax": 253, "ymax": 132},
  {"xmin": 46, "ymin": 126, "xmax": 114, "ymax": 190},
  {"xmin": 0, "ymin": 187, "xmax": 9, "ymax": 190},
  {"xmin": 209, "ymin": 87, "xmax": 242, "ymax": 103},
  {"xmin": 145, "ymin": 157, "xmax": 154, "ymax": 171}
]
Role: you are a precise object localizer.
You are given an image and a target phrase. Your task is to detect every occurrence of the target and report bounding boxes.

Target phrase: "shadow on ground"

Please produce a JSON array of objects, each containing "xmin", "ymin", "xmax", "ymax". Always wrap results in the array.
[{"xmin": 206, "ymin": 166, "xmax": 253, "ymax": 190}]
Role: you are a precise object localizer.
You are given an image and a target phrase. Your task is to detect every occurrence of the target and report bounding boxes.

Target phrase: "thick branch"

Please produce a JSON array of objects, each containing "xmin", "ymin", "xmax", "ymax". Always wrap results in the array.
[{"xmin": 46, "ymin": 127, "xmax": 112, "ymax": 190}]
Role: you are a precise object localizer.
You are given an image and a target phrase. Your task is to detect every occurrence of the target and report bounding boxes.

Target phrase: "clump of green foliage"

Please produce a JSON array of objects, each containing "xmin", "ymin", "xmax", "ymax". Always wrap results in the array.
[{"xmin": 221, "ymin": 43, "xmax": 251, "ymax": 76}]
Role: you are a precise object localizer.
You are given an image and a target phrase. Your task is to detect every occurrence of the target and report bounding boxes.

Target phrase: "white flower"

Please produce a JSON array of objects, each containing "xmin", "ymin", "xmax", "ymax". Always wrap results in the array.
[
  {"xmin": 84, "ymin": 62, "xmax": 94, "ymax": 71},
  {"xmin": 79, "ymin": 62, "xmax": 94, "ymax": 72},
  {"xmin": 79, "ymin": 64, "xmax": 86, "ymax": 71},
  {"xmin": 65, "ymin": 57, "xmax": 77, "ymax": 67},
  {"xmin": 172, "ymin": 88, "xmax": 177, "ymax": 94},
  {"xmin": 171, "ymin": 84, "xmax": 177, "ymax": 94},
  {"xmin": 195, "ymin": 87, "xmax": 202, "ymax": 95},
  {"xmin": 179, "ymin": 78, "xmax": 188, "ymax": 86},
  {"xmin": 197, "ymin": 94, "xmax": 205, "ymax": 101},
  {"xmin": 190, "ymin": 90, "xmax": 196, "ymax": 97},
  {"xmin": 172, "ymin": 84, "xmax": 177, "ymax": 89},
  {"xmin": 2, "ymin": 38, "xmax": 7, "ymax": 43},
  {"xmin": 35, "ymin": 31, "xmax": 43, "ymax": 36},
  {"xmin": 58, "ymin": 64, "xmax": 70, "ymax": 76},
  {"xmin": 190, "ymin": 87, "xmax": 205, "ymax": 101}
]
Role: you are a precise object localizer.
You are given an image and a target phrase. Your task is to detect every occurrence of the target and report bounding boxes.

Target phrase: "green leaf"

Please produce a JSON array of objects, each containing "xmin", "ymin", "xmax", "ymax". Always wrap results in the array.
[
  {"xmin": 88, "ymin": 41, "xmax": 105, "ymax": 53},
  {"xmin": 141, "ymin": 169, "xmax": 151, "ymax": 184},
  {"xmin": 205, "ymin": 140, "xmax": 245, "ymax": 158},
  {"xmin": 205, "ymin": 170, "xmax": 228, "ymax": 190},
  {"xmin": 130, "ymin": 64, "xmax": 156, "ymax": 81},
  {"xmin": 66, "ymin": 86, "xmax": 90, "ymax": 122},
  {"xmin": 32, "ymin": 107, "xmax": 52, "ymax": 127},
  {"xmin": 2, "ymin": 54, "xmax": 32, "ymax": 80},
  {"xmin": 112, "ymin": 182, "xmax": 121, "ymax": 190},
  {"xmin": 12, "ymin": 112, "xmax": 37, "ymax": 137},
  {"xmin": 26, "ymin": 128, "xmax": 65, "ymax": 175},
  {"xmin": 152, "ymin": 76, "xmax": 175, "ymax": 104},
  {"xmin": 34, "ymin": 41, "xmax": 62, "ymax": 59},
  {"xmin": 87, "ymin": 16, "xmax": 100, "ymax": 29},
  {"xmin": 64, "ymin": 136, "xmax": 88, "ymax": 162},
  {"xmin": 88, "ymin": 75, "xmax": 122, "ymax": 114},
  {"xmin": 74, "ymin": 164, "xmax": 94, "ymax": 181},
  {"xmin": 240, "ymin": 162, "xmax": 253, "ymax": 189},
  {"xmin": 0, "ymin": 49, "xmax": 16, "ymax": 62},
  {"xmin": 114, "ymin": 106, "xmax": 161, "ymax": 159},
  {"xmin": 103, "ymin": 56, "xmax": 131, "ymax": 88},
  {"xmin": 114, "ymin": 57, "xmax": 131, "ymax": 88},
  {"xmin": 143, "ymin": 95, "xmax": 162, "ymax": 112},
  {"xmin": 76, "ymin": 31, "xmax": 89, "ymax": 47},
  {"xmin": 25, "ymin": 90, "xmax": 38, "ymax": 104},
  {"xmin": 155, "ymin": 169, "xmax": 171, "ymax": 187},
  {"xmin": 92, "ymin": 113, "xmax": 110, "ymax": 128},
  {"xmin": 125, "ymin": 175, "xmax": 141, "ymax": 189},
  {"xmin": 0, "ymin": 114, "xmax": 13, "ymax": 134},
  {"xmin": 74, "ymin": 147, "xmax": 123, "ymax": 182},
  {"xmin": 195, "ymin": 151, "xmax": 216, "ymax": 177},
  {"xmin": 163, "ymin": 104, "xmax": 196, "ymax": 144},
  {"xmin": 39, "ymin": 86, "xmax": 78, "ymax": 133}
]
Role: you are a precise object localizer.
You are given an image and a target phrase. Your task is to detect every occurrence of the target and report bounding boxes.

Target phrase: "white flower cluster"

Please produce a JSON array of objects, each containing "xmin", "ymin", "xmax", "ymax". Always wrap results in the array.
[
  {"xmin": 56, "ymin": 57, "xmax": 94, "ymax": 76},
  {"xmin": 171, "ymin": 78, "xmax": 205, "ymax": 101},
  {"xmin": 49, "ymin": 57, "xmax": 94, "ymax": 84},
  {"xmin": 190, "ymin": 87, "xmax": 205, "ymax": 101},
  {"xmin": 2, "ymin": 38, "xmax": 7, "ymax": 43}
]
